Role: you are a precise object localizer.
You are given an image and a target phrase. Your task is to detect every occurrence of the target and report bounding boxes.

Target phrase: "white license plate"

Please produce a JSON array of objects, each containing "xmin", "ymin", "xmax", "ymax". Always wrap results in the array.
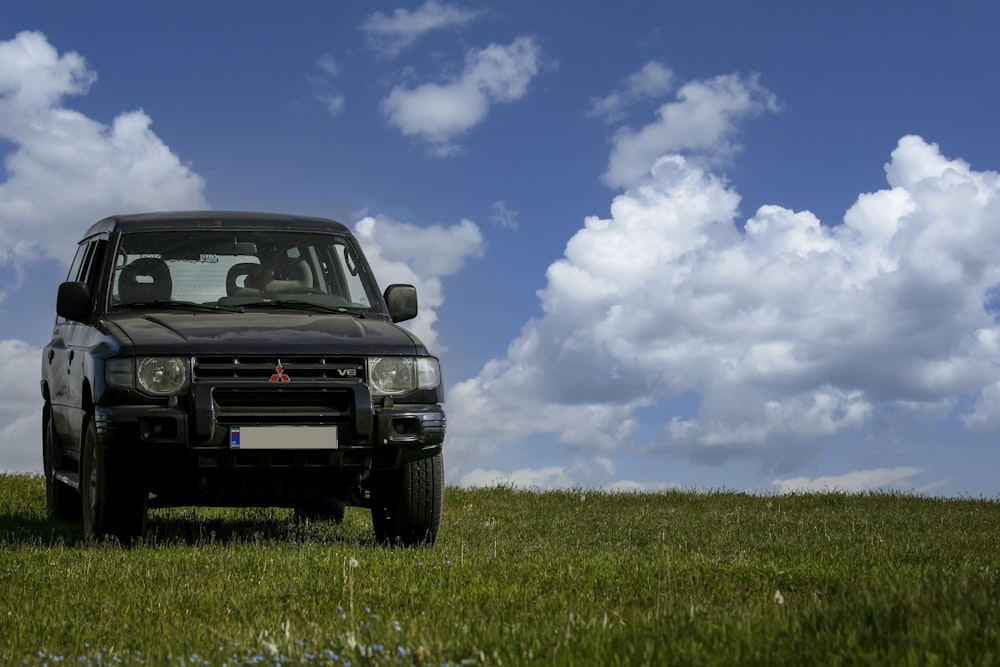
[{"xmin": 229, "ymin": 426, "xmax": 338, "ymax": 450}]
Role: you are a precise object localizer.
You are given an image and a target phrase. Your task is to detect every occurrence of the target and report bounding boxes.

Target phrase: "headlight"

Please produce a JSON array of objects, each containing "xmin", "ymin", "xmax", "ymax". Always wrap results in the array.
[
  {"xmin": 136, "ymin": 357, "xmax": 189, "ymax": 396},
  {"xmin": 368, "ymin": 356, "xmax": 440, "ymax": 396}
]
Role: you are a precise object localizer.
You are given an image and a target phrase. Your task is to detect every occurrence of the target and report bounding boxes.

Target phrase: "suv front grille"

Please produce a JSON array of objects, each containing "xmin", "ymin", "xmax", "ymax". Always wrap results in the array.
[
  {"xmin": 194, "ymin": 355, "xmax": 366, "ymax": 384},
  {"xmin": 211, "ymin": 387, "xmax": 355, "ymax": 425}
]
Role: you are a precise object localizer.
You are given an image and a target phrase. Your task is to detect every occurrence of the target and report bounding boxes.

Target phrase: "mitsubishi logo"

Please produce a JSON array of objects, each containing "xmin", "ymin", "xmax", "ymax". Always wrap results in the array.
[{"xmin": 270, "ymin": 360, "xmax": 290, "ymax": 383}]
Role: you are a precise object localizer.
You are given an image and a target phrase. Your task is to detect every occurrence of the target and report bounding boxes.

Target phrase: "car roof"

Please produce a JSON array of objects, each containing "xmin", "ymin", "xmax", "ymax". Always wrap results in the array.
[{"xmin": 81, "ymin": 211, "xmax": 351, "ymax": 239}]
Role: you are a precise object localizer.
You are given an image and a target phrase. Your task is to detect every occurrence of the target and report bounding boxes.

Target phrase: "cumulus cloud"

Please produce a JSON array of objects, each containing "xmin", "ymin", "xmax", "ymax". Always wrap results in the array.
[
  {"xmin": 603, "ymin": 72, "xmax": 778, "ymax": 189},
  {"xmin": 380, "ymin": 36, "xmax": 545, "ymax": 155},
  {"xmin": 963, "ymin": 380, "xmax": 1000, "ymax": 431},
  {"xmin": 460, "ymin": 456, "xmax": 618, "ymax": 490},
  {"xmin": 604, "ymin": 479, "xmax": 681, "ymax": 493},
  {"xmin": 354, "ymin": 214, "xmax": 484, "ymax": 352},
  {"xmin": 360, "ymin": 0, "xmax": 483, "ymax": 58},
  {"xmin": 0, "ymin": 340, "xmax": 42, "ymax": 473},
  {"xmin": 447, "ymin": 130, "xmax": 1000, "ymax": 480},
  {"xmin": 772, "ymin": 467, "xmax": 927, "ymax": 494},
  {"xmin": 0, "ymin": 340, "xmax": 43, "ymax": 417},
  {"xmin": 0, "ymin": 410, "xmax": 41, "ymax": 473},
  {"xmin": 586, "ymin": 60, "xmax": 675, "ymax": 124},
  {"xmin": 0, "ymin": 31, "xmax": 208, "ymax": 267},
  {"xmin": 459, "ymin": 456, "xmax": 686, "ymax": 492}
]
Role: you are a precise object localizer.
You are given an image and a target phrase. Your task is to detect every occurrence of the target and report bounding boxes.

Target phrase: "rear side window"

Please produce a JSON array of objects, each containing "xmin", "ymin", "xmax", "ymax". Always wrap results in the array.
[
  {"xmin": 66, "ymin": 243, "xmax": 89, "ymax": 282},
  {"xmin": 79, "ymin": 241, "xmax": 107, "ymax": 289},
  {"xmin": 66, "ymin": 238, "xmax": 107, "ymax": 286}
]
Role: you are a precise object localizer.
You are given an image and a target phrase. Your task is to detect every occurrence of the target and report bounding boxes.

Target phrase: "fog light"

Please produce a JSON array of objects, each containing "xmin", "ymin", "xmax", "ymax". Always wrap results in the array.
[
  {"xmin": 140, "ymin": 417, "xmax": 178, "ymax": 442},
  {"xmin": 391, "ymin": 417, "xmax": 419, "ymax": 438}
]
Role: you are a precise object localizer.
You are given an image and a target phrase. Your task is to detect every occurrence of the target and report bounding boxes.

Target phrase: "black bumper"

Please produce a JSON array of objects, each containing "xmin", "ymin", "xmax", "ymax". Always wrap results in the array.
[{"xmin": 93, "ymin": 383, "xmax": 445, "ymax": 507}]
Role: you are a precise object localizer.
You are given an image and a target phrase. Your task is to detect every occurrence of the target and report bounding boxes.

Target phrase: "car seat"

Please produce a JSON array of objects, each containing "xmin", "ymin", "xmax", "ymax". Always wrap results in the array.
[
  {"xmin": 226, "ymin": 262, "xmax": 262, "ymax": 296},
  {"xmin": 262, "ymin": 257, "xmax": 314, "ymax": 294},
  {"xmin": 118, "ymin": 257, "xmax": 172, "ymax": 303}
]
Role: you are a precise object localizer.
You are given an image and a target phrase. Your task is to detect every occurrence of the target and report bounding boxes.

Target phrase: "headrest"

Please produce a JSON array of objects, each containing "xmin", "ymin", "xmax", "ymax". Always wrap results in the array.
[
  {"xmin": 262, "ymin": 257, "xmax": 314, "ymax": 293},
  {"xmin": 226, "ymin": 262, "xmax": 262, "ymax": 296},
  {"xmin": 119, "ymin": 257, "xmax": 172, "ymax": 303}
]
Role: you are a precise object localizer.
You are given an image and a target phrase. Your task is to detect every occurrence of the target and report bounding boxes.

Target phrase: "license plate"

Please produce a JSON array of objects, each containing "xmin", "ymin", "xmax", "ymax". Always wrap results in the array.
[{"xmin": 229, "ymin": 426, "xmax": 338, "ymax": 450}]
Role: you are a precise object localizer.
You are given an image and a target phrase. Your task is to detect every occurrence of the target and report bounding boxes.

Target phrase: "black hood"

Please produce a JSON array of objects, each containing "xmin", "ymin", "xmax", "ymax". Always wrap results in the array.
[{"xmin": 107, "ymin": 311, "xmax": 424, "ymax": 356}]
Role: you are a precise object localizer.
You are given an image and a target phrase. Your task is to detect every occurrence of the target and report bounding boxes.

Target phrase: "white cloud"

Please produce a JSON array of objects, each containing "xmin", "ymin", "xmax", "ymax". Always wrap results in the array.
[
  {"xmin": 961, "ymin": 379, "xmax": 1000, "ymax": 431},
  {"xmin": 604, "ymin": 480, "xmax": 681, "ymax": 493},
  {"xmin": 0, "ymin": 339, "xmax": 43, "ymax": 417},
  {"xmin": 461, "ymin": 466, "xmax": 577, "ymax": 490},
  {"xmin": 309, "ymin": 54, "xmax": 346, "ymax": 119},
  {"xmin": 447, "ymin": 131, "xmax": 1000, "ymax": 479},
  {"xmin": 0, "ymin": 339, "xmax": 42, "ymax": 473},
  {"xmin": 0, "ymin": 410, "xmax": 41, "ymax": 473},
  {"xmin": 317, "ymin": 93, "xmax": 346, "ymax": 118},
  {"xmin": 380, "ymin": 36, "xmax": 544, "ymax": 156},
  {"xmin": 354, "ymin": 214, "xmax": 483, "ymax": 353},
  {"xmin": 586, "ymin": 60, "xmax": 675, "ymax": 124},
  {"xmin": 772, "ymin": 467, "xmax": 926, "ymax": 494},
  {"xmin": 459, "ymin": 456, "xmax": 621, "ymax": 490},
  {"xmin": 361, "ymin": 0, "xmax": 483, "ymax": 58},
  {"xmin": 603, "ymin": 72, "xmax": 778, "ymax": 189},
  {"xmin": 316, "ymin": 53, "xmax": 339, "ymax": 77},
  {"xmin": 0, "ymin": 31, "xmax": 207, "ymax": 267},
  {"xmin": 458, "ymin": 459, "xmax": 683, "ymax": 493},
  {"xmin": 489, "ymin": 200, "xmax": 518, "ymax": 230}
]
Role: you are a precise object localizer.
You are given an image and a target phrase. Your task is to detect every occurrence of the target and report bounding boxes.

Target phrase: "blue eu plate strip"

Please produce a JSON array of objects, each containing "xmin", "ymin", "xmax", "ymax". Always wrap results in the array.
[{"xmin": 230, "ymin": 426, "xmax": 241, "ymax": 449}]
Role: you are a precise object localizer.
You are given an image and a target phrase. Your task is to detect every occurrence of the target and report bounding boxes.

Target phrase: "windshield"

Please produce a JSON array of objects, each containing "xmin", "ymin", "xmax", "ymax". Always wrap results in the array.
[{"xmin": 109, "ymin": 229, "xmax": 379, "ymax": 312}]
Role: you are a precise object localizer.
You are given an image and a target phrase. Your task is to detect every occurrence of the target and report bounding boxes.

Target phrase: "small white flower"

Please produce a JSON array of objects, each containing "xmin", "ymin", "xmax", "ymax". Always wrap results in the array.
[
  {"xmin": 349, "ymin": 557, "xmax": 359, "ymax": 568},
  {"xmin": 773, "ymin": 590, "xmax": 784, "ymax": 605}
]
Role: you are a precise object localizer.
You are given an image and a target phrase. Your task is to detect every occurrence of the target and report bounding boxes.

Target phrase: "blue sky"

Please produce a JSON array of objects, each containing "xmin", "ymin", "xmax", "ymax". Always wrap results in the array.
[{"xmin": 3, "ymin": 1, "xmax": 1000, "ymax": 496}]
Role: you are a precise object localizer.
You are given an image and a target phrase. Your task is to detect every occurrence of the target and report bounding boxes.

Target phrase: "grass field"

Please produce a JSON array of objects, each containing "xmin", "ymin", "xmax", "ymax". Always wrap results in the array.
[{"xmin": 1, "ymin": 473, "xmax": 999, "ymax": 665}]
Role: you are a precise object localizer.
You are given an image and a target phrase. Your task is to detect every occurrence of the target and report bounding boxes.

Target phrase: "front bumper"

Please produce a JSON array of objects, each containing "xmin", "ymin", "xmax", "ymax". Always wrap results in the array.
[{"xmin": 93, "ymin": 382, "xmax": 445, "ymax": 506}]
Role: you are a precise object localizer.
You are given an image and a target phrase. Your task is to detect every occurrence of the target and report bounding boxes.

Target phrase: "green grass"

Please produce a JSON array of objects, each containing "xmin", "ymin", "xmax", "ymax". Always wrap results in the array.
[{"xmin": 1, "ymin": 474, "xmax": 999, "ymax": 665}]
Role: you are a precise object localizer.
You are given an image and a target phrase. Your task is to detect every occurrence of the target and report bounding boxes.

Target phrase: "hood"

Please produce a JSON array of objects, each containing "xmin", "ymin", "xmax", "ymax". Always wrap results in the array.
[{"xmin": 107, "ymin": 310, "xmax": 423, "ymax": 356}]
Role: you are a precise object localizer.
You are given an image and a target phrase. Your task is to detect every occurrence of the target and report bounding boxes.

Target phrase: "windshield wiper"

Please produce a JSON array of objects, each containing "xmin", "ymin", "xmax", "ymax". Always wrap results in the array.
[
  {"xmin": 114, "ymin": 301, "xmax": 246, "ymax": 313},
  {"xmin": 239, "ymin": 299, "xmax": 368, "ymax": 318}
]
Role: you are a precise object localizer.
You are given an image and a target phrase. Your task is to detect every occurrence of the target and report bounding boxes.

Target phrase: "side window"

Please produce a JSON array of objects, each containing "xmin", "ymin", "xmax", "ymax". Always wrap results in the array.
[
  {"xmin": 80, "ymin": 240, "xmax": 107, "ymax": 289},
  {"xmin": 336, "ymin": 241, "xmax": 373, "ymax": 308},
  {"xmin": 66, "ymin": 243, "xmax": 89, "ymax": 282}
]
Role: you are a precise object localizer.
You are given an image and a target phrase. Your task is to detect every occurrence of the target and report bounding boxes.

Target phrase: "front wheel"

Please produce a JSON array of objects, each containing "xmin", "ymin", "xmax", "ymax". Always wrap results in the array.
[
  {"xmin": 370, "ymin": 452, "xmax": 444, "ymax": 547},
  {"xmin": 80, "ymin": 416, "xmax": 148, "ymax": 543}
]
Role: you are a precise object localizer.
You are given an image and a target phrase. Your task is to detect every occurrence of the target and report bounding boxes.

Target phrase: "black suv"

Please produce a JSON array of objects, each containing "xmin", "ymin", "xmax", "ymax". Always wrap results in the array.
[{"xmin": 41, "ymin": 211, "xmax": 445, "ymax": 545}]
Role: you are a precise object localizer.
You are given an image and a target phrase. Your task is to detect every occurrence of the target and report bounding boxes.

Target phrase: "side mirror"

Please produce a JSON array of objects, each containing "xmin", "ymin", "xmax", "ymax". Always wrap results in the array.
[
  {"xmin": 384, "ymin": 284, "xmax": 417, "ymax": 323},
  {"xmin": 56, "ymin": 282, "xmax": 92, "ymax": 322}
]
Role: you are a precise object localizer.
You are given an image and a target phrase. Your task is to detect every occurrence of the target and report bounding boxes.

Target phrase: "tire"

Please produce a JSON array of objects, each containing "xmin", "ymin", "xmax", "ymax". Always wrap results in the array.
[
  {"xmin": 293, "ymin": 500, "xmax": 348, "ymax": 524},
  {"xmin": 80, "ymin": 415, "xmax": 148, "ymax": 543},
  {"xmin": 43, "ymin": 406, "xmax": 81, "ymax": 522},
  {"xmin": 370, "ymin": 452, "xmax": 444, "ymax": 547}
]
